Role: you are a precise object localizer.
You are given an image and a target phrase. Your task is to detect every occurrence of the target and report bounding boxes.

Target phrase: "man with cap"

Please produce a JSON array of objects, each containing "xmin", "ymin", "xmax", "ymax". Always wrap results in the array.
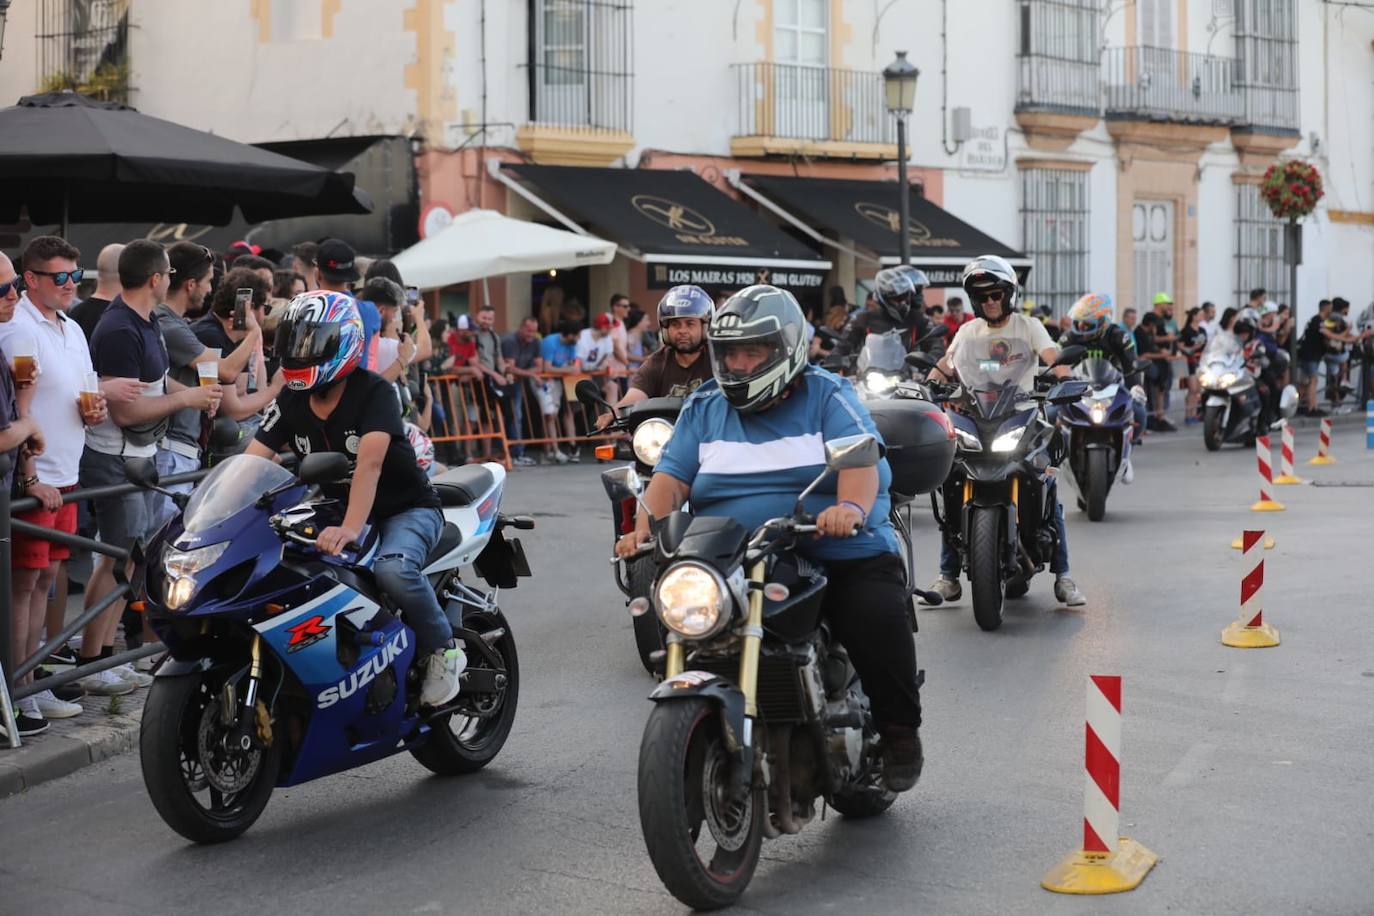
[{"xmin": 316, "ymin": 239, "xmax": 381, "ymax": 370}]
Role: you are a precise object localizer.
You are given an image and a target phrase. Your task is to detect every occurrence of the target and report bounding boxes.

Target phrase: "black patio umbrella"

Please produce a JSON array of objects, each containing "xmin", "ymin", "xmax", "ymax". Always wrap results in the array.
[{"xmin": 0, "ymin": 91, "xmax": 372, "ymax": 235}]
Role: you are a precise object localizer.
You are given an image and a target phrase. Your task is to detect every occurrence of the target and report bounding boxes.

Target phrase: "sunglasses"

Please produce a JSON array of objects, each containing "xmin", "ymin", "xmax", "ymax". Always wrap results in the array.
[
  {"xmin": 30, "ymin": 268, "xmax": 84, "ymax": 286},
  {"xmin": 0, "ymin": 278, "xmax": 20, "ymax": 297},
  {"xmin": 972, "ymin": 289, "xmax": 1006, "ymax": 303}
]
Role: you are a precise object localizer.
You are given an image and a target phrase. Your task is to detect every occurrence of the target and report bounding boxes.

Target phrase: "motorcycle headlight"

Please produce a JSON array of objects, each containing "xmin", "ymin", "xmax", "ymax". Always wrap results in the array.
[
  {"xmin": 1089, "ymin": 402, "xmax": 1108, "ymax": 425},
  {"xmin": 632, "ymin": 418, "xmax": 675, "ymax": 467},
  {"xmin": 1199, "ymin": 370, "xmax": 1217, "ymax": 387},
  {"xmin": 655, "ymin": 562, "xmax": 727, "ymax": 638},
  {"xmin": 991, "ymin": 424, "xmax": 1029, "ymax": 453},
  {"xmin": 954, "ymin": 427, "xmax": 982, "ymax": 451},
  {"xmin": 1220, "ymin": 372, "xmax": 1238, "ymax": 387},
  {"xmin": 863, "ymin": 371, "xmax": 899, "ymax": 395},
  {"xmin": 162, "ymin": 542, "xmax": 228, "ymax": 610}
]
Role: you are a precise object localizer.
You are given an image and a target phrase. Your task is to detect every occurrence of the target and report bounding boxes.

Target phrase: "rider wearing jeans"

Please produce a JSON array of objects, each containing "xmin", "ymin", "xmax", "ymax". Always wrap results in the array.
[
  {"xmin": 614, "ymin": 285, "xmax": 924, "ymax": 793},
  {"xmin": 247, "ymin": 291, "xmax": 465, "ymax": 708},
  {"xmin": 1060, "ymin": 292, "xmax": 1148, "ymax": 482},
  {"xmin": 926, "ymin": 255, "xmax": 1087, "ymax": 608}
]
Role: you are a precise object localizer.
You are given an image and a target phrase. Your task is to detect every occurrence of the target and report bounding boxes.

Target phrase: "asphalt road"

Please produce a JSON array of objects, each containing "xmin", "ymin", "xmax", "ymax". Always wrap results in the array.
[{"xmin": 3, "ymin": 425, "xmax": 1372, "ymax": 915}]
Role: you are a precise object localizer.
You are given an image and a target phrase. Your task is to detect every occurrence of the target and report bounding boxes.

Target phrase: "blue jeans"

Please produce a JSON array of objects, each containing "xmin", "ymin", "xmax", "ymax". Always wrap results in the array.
[
  {"xmin": 940, "ymin": 477, "xmax": 1070, "ymax": 577},
  {"xmin": 153, "ymin": 447, "xmax": 200, "ymax": 532},
  {"xmin": 373, "ymin": 506, "xmax": 451, "ymax": 657}
]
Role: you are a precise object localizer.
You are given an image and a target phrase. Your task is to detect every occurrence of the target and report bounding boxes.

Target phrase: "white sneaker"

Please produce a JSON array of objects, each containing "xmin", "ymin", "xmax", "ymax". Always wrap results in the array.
[
  {"xmin": 78, "ymin": 668, "xmax": 135, "ymax": 697},
  {"xmin": 113, "ymin": 664, "xmax": 154, "ymax": 688},
  {"xmin": 1120, "ymin": 457, "xmax": 1134, "ymax": 485},
  {"xmin": 1054, "ymin": 576, "xmax": 1087, "ymax": 607},
  {"xmin": 33, "ymin": 689, "xmax": 83, "ymax": 719},
  {"xmin": 419, "ymin": 641, "xmax": 467, "ymax": 707}
]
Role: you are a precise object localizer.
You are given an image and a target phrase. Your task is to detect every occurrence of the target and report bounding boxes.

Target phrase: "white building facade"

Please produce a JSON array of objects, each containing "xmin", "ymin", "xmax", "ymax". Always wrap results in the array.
[{"xmin": 1, "ymin": 1, "xmax": 1370, "ymax": 326}]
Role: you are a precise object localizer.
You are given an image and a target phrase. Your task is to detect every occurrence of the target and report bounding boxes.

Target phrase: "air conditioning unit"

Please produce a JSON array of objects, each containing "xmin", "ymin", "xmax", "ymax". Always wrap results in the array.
[{"xmin": 951, "ymin": 107, "xmax": 972, "ymax": 144}]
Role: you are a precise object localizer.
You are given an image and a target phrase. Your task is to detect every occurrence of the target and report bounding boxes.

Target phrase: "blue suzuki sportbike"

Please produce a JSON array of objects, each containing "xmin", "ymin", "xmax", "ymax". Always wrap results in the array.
[
  {"xmin": 1058, "ymin": 356, "xmax": 1137, "ymax": 521},
  {"xmin": 124, "ymin": 451, "xmax": 532, "ymax": 843}
]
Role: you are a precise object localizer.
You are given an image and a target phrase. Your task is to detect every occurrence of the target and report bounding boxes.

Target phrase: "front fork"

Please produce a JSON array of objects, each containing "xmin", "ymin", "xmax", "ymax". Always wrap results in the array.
[{"xmin": 220, "ymin": 634, "xmax": 272, "ymax": 749}]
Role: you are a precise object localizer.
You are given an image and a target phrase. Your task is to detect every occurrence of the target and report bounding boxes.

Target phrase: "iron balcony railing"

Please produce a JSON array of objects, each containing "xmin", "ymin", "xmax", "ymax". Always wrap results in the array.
[
  {"xmin": 526, "ymin": 0, "xmax": 633, "ymax": 133},
  {"xmin": 732, "ymin": 62, "xmax": 894, "ymax": 145},
  {"xmin": 1015, "ymin": 0, "xmax": 1101, "ymax": 116},
  {"xmin": 1104, "ymin": 45, "xmax": 1244, "ymax": 125},
  {"xmin": 36, "ymin": 0, "xmax": 131, "ymax": 105}
]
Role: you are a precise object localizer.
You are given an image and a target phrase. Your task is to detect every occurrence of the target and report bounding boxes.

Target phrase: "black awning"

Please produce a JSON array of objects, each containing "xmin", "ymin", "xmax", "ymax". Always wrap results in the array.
[
  {"xmin": 743, "ymin": 174, "xmax": 1028, "ymax": 287},
  {"xmin": 505, "ymin": 165, "xmax": 831, "ymax": 291}
]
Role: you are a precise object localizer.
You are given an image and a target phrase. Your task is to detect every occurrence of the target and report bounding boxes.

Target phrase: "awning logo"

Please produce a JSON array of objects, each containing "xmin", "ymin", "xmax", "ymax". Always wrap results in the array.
[
  {"xmin": 854, "ymin": 202, "xmax": 959, "ymax": 248},
  {"xmin": 632, "ymin": 194, "xmax": 748, "ymax": 247}
]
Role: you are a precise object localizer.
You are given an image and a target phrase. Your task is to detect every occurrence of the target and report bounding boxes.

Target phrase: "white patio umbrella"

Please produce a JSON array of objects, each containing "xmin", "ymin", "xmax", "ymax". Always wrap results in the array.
[{"xmin": 391, "ymin": 208, "xmax": 617, "ymax": 290}]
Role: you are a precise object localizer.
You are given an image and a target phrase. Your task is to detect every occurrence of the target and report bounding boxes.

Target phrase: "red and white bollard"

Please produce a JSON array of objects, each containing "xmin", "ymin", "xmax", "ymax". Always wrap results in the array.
[
  {"xmin": 1222, "ymin": 530, "xmax": 1281, "ymax": 648},
  {"xmin": 1272, "ymin": 422, "xmax": 1302, "ymax": 485},
  {"xmin": 1042, "ymin": 676, "xmax": 1158, "ymax": 894},
  {"xmin": 1251, "ymin": 434, "xmax": 1284, "ymax": 512},
  {"xmin": 1308, "ymin": 416, "xmax": 1335, "ymax": 465}
]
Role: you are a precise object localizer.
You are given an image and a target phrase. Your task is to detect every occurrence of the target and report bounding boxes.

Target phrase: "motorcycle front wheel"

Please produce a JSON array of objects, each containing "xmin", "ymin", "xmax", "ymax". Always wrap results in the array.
[
  {"xmin": 140, "ymin": 672, "xmax": 280, "ymax": 844},
  {"xmin": 1203, "ymin": 405, "xmax": 1224, "ymax": 451},
  {"xmin": 638, "ymin": 699, "xmax": 764, "ymax": 911},
  {"xmin": 627, "ymin": 555, "xmax": 664, "ymax": 675},
  {"xmin": 968, "ymin": 506, "xmax": 1005, "ymax": 631},
  {"xmin": 1085, "ymin": 449, "xmax": 1108, "ymax": 522}
]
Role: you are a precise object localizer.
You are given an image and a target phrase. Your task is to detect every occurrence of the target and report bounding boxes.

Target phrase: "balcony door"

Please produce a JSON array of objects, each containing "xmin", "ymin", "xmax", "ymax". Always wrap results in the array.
[
  {"xmin": 774, "ymin": 0, "xmax": 828, "ymax": 139},
  {"xmin": 1133, "ymin": 200, "xmax": 1174, "ymax": 314}
]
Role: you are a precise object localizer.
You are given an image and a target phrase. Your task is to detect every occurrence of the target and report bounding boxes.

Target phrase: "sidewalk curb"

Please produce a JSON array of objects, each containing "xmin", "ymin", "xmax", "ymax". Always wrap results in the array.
[{"xmin": 0, "ymin": 715, "xmax": 141, "ymax": 799}]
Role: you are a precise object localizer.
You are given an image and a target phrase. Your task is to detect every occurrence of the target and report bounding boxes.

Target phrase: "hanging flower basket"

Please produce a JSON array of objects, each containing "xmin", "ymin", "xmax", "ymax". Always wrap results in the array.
[{"xmin": 1259, "ymin": 159, "xmax": 1323, "ymax": 220}]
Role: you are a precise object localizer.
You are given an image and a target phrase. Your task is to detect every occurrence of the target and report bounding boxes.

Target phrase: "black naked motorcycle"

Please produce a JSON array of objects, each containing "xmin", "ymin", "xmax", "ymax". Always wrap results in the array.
[
  {"xmin": 918, "ymin": 344, "xmax": 1088, "ymax": 631},
  {"xmin": 613, "ymin": 434, "xmax": 915, "ymax": 910},
  {"xmin": 576, "ymin": 379, "xmax": 683, "ymax": 673}
]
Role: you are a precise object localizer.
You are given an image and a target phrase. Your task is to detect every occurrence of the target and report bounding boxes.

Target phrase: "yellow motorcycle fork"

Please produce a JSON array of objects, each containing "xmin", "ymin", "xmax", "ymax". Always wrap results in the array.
[{"xmin": 663, "ymin": 559, "xmax": 766, "ymax": 719}]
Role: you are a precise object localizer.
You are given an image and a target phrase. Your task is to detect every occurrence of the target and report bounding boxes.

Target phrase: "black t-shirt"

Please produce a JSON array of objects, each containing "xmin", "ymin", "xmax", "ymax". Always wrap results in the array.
[
  {"xmin": 1133, "ymin": 324, "xmax": 1164, "ymax": 364},
  {"xmin": 630, "ymin": 345, "xmax": 713, "ymax": 399},
  {"xmin": 190, "ymin": 314, "xmax": 239, "ymax": 355},
  {"xmin": 71, "ymin": 296, "xmax": 111, "ymax": 342},
  {"xmin": 1298, "ymin": 314, "xmax": 1327, "ymax": 359},
  {"xmin": 1179, "ymin": 325, "xmax": 1206, "ymax": 355},
  {"xmin": 255, "ymin": 370, "xmax": 440, "ymax": 519}
]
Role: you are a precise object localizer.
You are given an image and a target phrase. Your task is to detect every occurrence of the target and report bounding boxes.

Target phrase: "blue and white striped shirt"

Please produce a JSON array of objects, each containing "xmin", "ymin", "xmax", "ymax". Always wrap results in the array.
[{"xmin": 656, "ymin": 367, "xmax": 899, "ymax": 561}]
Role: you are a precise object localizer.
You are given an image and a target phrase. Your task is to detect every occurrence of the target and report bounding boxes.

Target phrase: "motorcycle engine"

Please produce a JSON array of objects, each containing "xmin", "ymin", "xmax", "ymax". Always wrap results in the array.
[{"xmin": 365, "ymin": 667, "xmax": 397, "ymax": 715}]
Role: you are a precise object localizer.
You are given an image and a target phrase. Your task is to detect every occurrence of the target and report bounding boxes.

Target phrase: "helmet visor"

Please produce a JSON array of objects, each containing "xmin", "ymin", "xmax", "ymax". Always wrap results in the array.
[
  {"xmin": 276, "ymin": 319, "xmax": 344, "ymax": 370},
  {"xmin": 1073, "ymin": 319, "xmax": 1100, "ymax": 334},
  {"xmin": 708, "ymin": 332, "xmax": 787, "ymax": 386}
]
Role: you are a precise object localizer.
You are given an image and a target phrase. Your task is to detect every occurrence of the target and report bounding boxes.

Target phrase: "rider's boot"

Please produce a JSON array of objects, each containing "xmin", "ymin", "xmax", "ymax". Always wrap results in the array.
[{"xmin": 879, "ymin": 725, "xmax": 923, "ymax": 792}]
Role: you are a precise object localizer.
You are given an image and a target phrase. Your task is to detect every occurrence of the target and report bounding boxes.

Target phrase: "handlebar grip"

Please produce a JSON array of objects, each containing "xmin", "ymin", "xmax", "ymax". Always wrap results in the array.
[{"xmin": 499, "ymin": 514, "xmax": 536, "ymax": 530}]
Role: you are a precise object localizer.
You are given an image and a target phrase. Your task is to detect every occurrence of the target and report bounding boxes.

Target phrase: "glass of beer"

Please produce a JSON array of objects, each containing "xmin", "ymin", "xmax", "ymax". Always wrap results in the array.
[
  {"xmin": 79, "ymin": 371, "xmax": 101, "ymax": 417},
  {"xmin": 11, "ymin": 336, "xmax": 36, "ymax": 386},
  {"xmin": 198, "ymin": 349, "xmax": 220, "ymax": 387}
]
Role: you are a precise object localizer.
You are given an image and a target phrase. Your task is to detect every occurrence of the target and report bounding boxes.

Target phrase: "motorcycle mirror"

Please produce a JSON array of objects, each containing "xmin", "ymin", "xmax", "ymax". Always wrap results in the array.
[
  {"xmin": 123, "ymin": 457, "xmax": 160, "ymax": 489},
  {"xmin": 601, "ymin": 465, "xmax": 643, "ymax": 504},
  {"xmin": 209, "ymin": 416, "xmax": 241, "ymax": 452},
  {"xmin": 298, "ymin": 452, "xmax": 351, "ymax": 486},
  {"xmin": 916, "ymin": 323, "xmax": 947, "ymax": 347},
  {"xmin": 905, "ymin": 351, "xmax": 938, "ymax": 372},
  {"xmin": 1046, "ymin": 379, "xmax": 1093, "ymax": 405},
  {"xmin": 824, "ymin": 434, "xmax": 881, "ymax": 471},
  {"xmin": 1051, "ymin": 344, "xmax": 1087, "ymax": 368},
  {"xmin": 575, "ymin": 379, "xmax": 611, "ymax": 412}
]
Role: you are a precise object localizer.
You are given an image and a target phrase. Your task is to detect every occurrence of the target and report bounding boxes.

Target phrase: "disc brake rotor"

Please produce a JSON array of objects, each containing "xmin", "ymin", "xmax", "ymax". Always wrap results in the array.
[
  {"xmin": 700, "ymin": 740, "xmax": 752, "ymax": 852},
  {"xmin": 196, "ymin": 701, "xmax": 262, "ymax": 795}
]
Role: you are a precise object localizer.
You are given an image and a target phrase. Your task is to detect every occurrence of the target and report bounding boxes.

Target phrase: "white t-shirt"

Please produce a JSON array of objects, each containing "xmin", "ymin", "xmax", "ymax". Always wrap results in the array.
[
  {"xmin": 374, "ymin": 337, "xmax": 399, "ymax": 373},
  {"xmin": 0, "ymin": 296, "xmax": 94, "ymax": 485},
  {"xmin": 575, "ymin": 329, "xmax": 612, "ymax": 369},
  {"xmin": 946, "ymin": 313, "xmax": 1056, "ymax": 392},
  {"xmin": 609, "ymin": 320, "xmax": 628, "ymax": 364}
]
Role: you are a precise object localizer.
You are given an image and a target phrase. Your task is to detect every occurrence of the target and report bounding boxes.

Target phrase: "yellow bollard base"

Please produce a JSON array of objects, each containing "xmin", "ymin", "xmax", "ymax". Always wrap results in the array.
[
  {"xmin": 1041, "ymin": 838, "xmax": 1159, "ymax": 895},
  {"xmin": 1272, "ymin": 474, "xmax": 1303, "ymax": 485},
  {"xmin": 1230, "ymin": 535, "xmax": 1276, "ymax": 550},
  {"xmin": 1307, "ymin": 455, "xmax": 1335, "ymax": 465},
  {"xmin": 1221, "ymin": 620, "xmax": 1281, "ymax": 648},
  {"xmin": 1250, "ymin": 499, "xmax": 1285, "ymax": 512}
]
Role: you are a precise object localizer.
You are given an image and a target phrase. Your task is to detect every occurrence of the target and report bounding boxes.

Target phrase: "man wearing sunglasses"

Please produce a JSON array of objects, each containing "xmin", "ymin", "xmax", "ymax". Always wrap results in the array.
[{"xmin": 926, "ymin": 255, "xmax": 1086, "ymax": 609}]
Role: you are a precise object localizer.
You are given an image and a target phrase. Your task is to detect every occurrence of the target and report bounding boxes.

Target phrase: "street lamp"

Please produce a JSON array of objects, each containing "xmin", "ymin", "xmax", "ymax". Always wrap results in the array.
[
  {"xmin": 883, "ymin": 50, "xmax": 920, "ymax": 266},
  {"xmin": 0, "ymin": 0, "xmax": 11, "ymax": 63}
]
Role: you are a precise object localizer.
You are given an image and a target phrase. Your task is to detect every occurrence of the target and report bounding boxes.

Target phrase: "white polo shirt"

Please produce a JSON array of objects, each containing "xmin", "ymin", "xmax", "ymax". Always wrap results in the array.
[{"xmin": 0, "ymin": 295, "xmax": 94, "ymax": 486}]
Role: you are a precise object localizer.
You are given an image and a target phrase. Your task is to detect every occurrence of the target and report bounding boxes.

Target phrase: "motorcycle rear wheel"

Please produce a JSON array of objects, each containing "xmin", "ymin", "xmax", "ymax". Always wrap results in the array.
[
  {"xmin": 638, "ymin": 699, "xmax": 764, "ymax": 911},
  {"xmin": 1203, "ymin": 405, "xmax": 1224, "ymax": 451},
  {"xmin": 627, "ymin": 555, "xmax": 663, "ymax": 675},
  {"xmin": 140, "ymin": 673, "xmax": 280, "ymax": 844},
  {"xmin": 968, "ymin": 507, "xmax": 1005, "ymax": 631},
  {"xmin": 412, "ymin": 609, "xmax": 520, "ymax": 775},
  {"xmin": 1085, "ymin": 449, "xmax": 1108, "ymax": 522}
]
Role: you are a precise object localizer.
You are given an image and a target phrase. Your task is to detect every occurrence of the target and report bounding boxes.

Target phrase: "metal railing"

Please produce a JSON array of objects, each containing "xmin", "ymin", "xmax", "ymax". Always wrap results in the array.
[
  {"xmin": 1015, "ymin": 0, "xmax": 1101, "ymax": 116},
  {"xmin": 36, "ymin": 0, "xmax": 131, "ymax": 104},
  {"xmin": 732, "ymin": 62, "xmax": 893, "ymax": 145},
  {"xmin": 526, "ymin": 0, "xmax": 634, "ymax": 133},
  {"xmin": 1103, "ymin": 45, "xmax": 1244, "ymax": 125}
]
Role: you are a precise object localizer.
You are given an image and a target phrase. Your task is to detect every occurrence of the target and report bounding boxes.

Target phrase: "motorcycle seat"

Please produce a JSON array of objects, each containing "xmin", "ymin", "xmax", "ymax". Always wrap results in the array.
[
  {"xmin": 433, "ymin": 465, "xmax": 495, "ymax": 507},
  {"xmin": 425, "ymin": 522, "xmax": 463, "ymax": 566}
]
